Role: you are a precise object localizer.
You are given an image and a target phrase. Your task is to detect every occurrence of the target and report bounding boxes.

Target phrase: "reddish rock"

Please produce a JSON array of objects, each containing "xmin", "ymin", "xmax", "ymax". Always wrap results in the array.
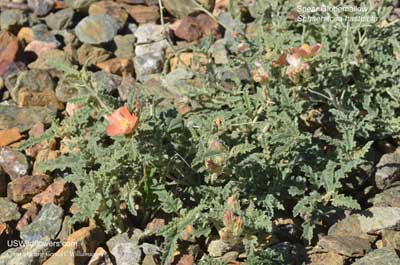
[
  {"xmin": 43, "ymin": 225, "xmax": 105, "ymax": 265},
  {"xmin": 96, "ymin": 58, "xmax": 134, "ymax": 76},
  {"xmin": 171, "ymin": 17, "xmax": 201, "ymax": 42},
  {"xmin": 124, "ymin": 5, "xmax": 160, "ymax": 24},
  {"xmin": 7, "ymin": 175, "xmax": 51, "ymax": 204},
  {"xmin": 0, "ymin": 128, "xmax": 22, "ymax": 147},
  {"xmin": 0, "ymin": 32, "xmax": 19, "ymax": 77},
  {"xmin": 32, "ymin": 179, "xmax": 70, "ymax": 206},
  {"xmin": 16, "ymin": 203, "xmax": 39, "ymax": 231},
  {"xmin": 196, "ymin": 14, "xmax": 221, "ymax": 38},
  {"xmin": 172, "ymin": 14, "xmax": 221, "ymax": 42}
]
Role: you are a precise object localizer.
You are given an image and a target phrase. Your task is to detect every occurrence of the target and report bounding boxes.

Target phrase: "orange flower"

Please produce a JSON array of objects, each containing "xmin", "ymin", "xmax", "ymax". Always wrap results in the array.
[
  {"xmin": 272, "ymin": 43, "xmax": 322, "ymax": 77},
  {"xmin": 105, "ymin": 106, "xmax": 138, "ymax": 137},
  {"xmin": 292, "ymin": 43, "xmax": 322, "ymax": 58}
]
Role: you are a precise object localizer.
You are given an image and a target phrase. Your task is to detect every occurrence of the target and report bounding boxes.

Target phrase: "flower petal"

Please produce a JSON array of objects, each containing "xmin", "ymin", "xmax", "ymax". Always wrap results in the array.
[
  {"xmin": 272, "ymin": 53, "xmax": 288, "ymax": 67},
  {"xmin": 106, "ymin": 123, "xmax": 124, "ymax": 137},
  {"xmin": 286, "ymin": 53, "xmax": 302, "ymax": 68}
]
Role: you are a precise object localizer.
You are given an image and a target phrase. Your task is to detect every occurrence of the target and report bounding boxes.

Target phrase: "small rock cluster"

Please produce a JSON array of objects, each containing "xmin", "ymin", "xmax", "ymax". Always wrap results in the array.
[{"xmin": 308, "ymin": 146, "xmax": 400, "ymax": 265}]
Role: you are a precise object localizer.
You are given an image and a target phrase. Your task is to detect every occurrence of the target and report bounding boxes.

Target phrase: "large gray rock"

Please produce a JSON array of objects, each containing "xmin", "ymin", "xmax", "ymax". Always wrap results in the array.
[
  {"xmin": 358, "ymin": 207, "xmax": 400, "ymax": 233},
  {"xmin": 0, "ymin": 9, "xmax": 27, "ymax": 32},
  {"xmin": 329, "ymin": 207, "xmax": 400, "ymax": 242},
  {"xmin": 134, "ymin": 24, "xmax": 168, "ymax": 81},
  {"xmin": 106, "ymin": 230, "xmax": 143, "ymax": 265},
  {"xmin": 6, "ymin": 69, "xmax": 61, "ymax": 109},
  {"xmin": 0, "ymin": 197, "xmax": 20, "ymax": 223},
  {"xmin": 0, "ymin": 105, "xmax": 56, "ymax": 131},
  {"xmin": 375, "ymin": 148, "xmax": 400, "ymax": 190},
  {"xmin": 134, "ymin": 23, "xmax": 164, "ymax": 44},
  {"xmin": 45, "ymin": 8, "xmax": 75, "ymax": 30},
  {"xmin": 32, "ymin": 24, "xmax": 59, "ymax": 44},
  {"xmin": 372, "ymin": 186, "xmax": 400, "ymax": 207},
  {"xmin": 318, "ymin": 235, "xmax": 371, "ymax": 257},
  {"xmin": 75, "ymin": 15, "xmax": 120, "ymax": 44},
  {"xmin": 20, "ymin": 203, "xmax": 63, "ymax": 242},
  {"xmin": 352, "ymin": 247, "xmax": 400, "ymax": 265}
]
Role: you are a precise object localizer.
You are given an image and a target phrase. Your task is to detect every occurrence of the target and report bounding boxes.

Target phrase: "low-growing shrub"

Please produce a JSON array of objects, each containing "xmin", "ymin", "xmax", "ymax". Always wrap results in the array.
[{"xmin": 21, "ymin": 0, "xmax": 400, "ymax": 263}]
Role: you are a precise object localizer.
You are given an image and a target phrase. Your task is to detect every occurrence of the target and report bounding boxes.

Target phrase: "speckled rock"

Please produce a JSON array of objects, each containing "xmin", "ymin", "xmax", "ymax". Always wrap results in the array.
[
  {"xmin": 134, "ymin": 25, "xmax": 168, "ymax": 80},
  {"xmin": 106, "ymin": 230, "xmax": 143, "ymax": 265},
  {"xmin": 134, "ymin": 23, "xmax": 164, "ymax": 43},
  {"xmin": 20, "ymin": 203, "xmax": 63, "ymax": 242},
  {"xmin": 0, "ymin": 197, "xmax": 20, "ymax": 223},
  {"xmin": 0, "ymin": 147, "xmax": 29, "ymax": 180}
]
